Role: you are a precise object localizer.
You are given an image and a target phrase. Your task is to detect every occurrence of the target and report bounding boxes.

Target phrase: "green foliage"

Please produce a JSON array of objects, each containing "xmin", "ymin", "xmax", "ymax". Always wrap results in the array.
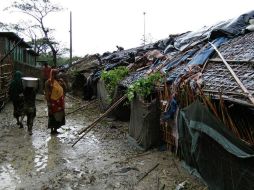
[
  {"xmin": 127, "ymin": 72, "xmax": 162, "ymax": 102},
  {"xmin": 101, "ymin": 66, "xmax": 129, "ymax": 96}
]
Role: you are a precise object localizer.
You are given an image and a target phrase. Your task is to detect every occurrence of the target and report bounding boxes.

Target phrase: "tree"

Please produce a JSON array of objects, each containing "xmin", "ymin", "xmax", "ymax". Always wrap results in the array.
[{"xmin": 4, "ymin": 0, "xmax": 64, "ymax": 66}]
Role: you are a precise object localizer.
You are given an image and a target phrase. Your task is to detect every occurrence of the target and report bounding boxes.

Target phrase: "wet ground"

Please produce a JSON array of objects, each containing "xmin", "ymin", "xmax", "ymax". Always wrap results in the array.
[{"xmin": 0, "ymin": 94, "xmax": 206, "ymax": 190}]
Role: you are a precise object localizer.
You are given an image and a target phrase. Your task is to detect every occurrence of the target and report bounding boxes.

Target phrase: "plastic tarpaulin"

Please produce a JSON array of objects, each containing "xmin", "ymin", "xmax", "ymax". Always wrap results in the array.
[
  {"xmin": 174, "ymin": 28, "xmax": 212, "ymax": 51},
  {"xmin": 162, "ymin": 48, "xmax": 198, "ymax": 73},
  {"xmin": 165, "ymin": 36, "xmax": 226, "ymax": 83},
  {"xmin": 174, "ymin": 10, "xmax": 254, "ymax": 51},
  {"xmin": 97, "ymin": 79, "xmax": 111, "ymax": 110},
  {"xmin": 129, "ymin": 96, "xmax": 161, "ymax": 150},
  {"xmin": 97, "ymin": 80, "xmax": 130, "ymax": 120},
  {"xmin": 210, "ymin": 10, "xmax": 254, "ymax": 39},
  {"xmin": 178, "ymin": 100, "xmax": 254, "ymax": 190},
  {"xmin": 188, "ymin": 37, "xmax": 228, "ymax": 66}
]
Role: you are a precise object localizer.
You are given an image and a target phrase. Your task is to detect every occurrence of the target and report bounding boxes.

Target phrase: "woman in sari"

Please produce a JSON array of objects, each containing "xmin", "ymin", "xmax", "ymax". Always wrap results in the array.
[
  {"xmin": 9, "ymin": 71, "xmax": 24, "ymax": 128},
  {"xmin": 45, "ymin": 69, "xmax": 66, "ymax": 134}
]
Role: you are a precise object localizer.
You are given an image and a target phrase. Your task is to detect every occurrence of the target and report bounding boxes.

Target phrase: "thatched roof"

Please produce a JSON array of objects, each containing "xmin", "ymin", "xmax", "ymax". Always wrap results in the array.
[
  {"xmin": 217, "ymin": 32, "xmax": 254, "ymax": 60},
  {"xmin": 202, "ymin": 59, "xmax": 254, "ymax": 106},
  {"xmin": 201, "ymin": 32, "xmax": 254, "ymax": 107},
  {"xmin": 67, "ymin": 10, "xmax": 254, "ymax": 107}
]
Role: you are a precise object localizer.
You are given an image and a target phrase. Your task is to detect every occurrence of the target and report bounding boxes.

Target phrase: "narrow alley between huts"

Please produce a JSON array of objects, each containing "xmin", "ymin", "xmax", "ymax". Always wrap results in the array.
[{"xmin": 0, "ymin": 95, "xmax": 205, "ymax": 189}]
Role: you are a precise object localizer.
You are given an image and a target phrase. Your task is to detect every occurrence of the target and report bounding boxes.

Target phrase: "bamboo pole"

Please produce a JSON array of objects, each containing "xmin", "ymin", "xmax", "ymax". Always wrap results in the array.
[
  {"xmin": 66, "ymin": 100, "xmax": 95, "ymax": 116},
  {"xmin": 72, "ymin": 95, "xmax": 127, "ymax": 147},
  {"xmin": 203, "ymin": 89, "xmax": 247, "ymax": 96},
  {"xmin": 209, "ymin": 42, "xmax": 254, "ymax": 105},
  {"xmin": 0, "ymin": 38, "xmax": 23, "ymax": 63},
  {"xmin": 197, "ymin": 86, "xmax": 220, "ymax": 119},
  {"xmin": 136, "ymin": 163, "xmax": 159, "ymax": 184},
  {"xmin": 206, "ymin": 94, "xmax": 254, "ymax": 108},
  {"xmin": 201, "ymin": 59, "xmax": 209, "ymax": 73}
]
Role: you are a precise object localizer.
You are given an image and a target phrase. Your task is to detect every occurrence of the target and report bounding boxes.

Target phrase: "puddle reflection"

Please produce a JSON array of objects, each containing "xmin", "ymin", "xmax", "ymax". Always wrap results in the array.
[
  {"xmin": 0, "ymin": 111, "xmax": 105, "ymax": 189},
  {"xmin": 0, "ymin": 164, "xmax": 21, "ymax": 190},
  {"xmin": 32, "ymin": 134, "xmax": 49, "ymax": 172},
  {"xmin": 46, "ymin": 136, "xmax": 63, "ymax": 169}
]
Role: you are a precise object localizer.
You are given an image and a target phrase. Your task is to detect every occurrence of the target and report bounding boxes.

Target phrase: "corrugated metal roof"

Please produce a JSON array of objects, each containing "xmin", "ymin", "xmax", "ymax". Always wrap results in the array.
[{"xmin": 0, "ymin": 32, "xmax": 31, "ymax": 48}]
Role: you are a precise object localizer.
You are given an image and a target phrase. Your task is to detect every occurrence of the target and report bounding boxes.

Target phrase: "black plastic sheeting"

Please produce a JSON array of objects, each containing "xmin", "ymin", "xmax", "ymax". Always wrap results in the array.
[
  {"xmin": 101, "ymin": 44, "xmax": 157, "ymax": 65},
  {"xmin": 129, "ymin": 96, "xmax": 161, "ymax": 150},
  {"xmin": 178, "ymin": 100, "xmax": 254, "ymax": 190},
  {"xmin": 83, "ymin": 74, "xmax": 97, "ymax": 100},
  {"xmin": 174, "ymin": 10, "xmax": 254, "ymax": 51},
  {"xmin": 210, "ymin": 10, "xmax": 254, "ymax": 39}
]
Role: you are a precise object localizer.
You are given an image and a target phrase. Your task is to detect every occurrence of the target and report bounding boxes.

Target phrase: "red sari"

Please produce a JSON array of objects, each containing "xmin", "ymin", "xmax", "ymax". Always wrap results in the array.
[{"xmin": 45, "ymin": 70, "xmax": 65, "ymax": 131}]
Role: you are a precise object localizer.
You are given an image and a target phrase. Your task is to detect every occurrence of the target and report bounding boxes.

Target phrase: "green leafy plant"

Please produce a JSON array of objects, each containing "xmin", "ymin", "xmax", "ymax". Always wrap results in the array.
[
  {"xmin": 127, "ymin": 72, "xmax": 162, "ymax": 102},
  {"xmin": 101, "ymin": 66, "xmax": 129, "ymax": 96}
]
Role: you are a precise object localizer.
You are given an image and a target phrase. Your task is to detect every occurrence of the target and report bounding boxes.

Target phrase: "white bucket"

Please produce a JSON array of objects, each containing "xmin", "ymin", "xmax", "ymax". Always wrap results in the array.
[{"xmin": 22, "ymin": 77, "xmax": 39, "ymax": 88}]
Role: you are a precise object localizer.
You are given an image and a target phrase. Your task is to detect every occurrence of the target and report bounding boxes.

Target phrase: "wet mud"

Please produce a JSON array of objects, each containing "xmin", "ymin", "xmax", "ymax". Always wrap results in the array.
[{"xmin": 0, "ymin": 95, "xmax": 206, "ymax": 190}]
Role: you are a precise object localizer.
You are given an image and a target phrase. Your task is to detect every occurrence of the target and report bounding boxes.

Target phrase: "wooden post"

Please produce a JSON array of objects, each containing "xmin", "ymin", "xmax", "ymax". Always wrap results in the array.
[{"xmin": 69, "ymin": 11, "xmax": 72, "ymax": 66}]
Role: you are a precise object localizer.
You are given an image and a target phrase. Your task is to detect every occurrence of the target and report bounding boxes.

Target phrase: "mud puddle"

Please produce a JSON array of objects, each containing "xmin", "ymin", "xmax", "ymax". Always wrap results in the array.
[{"xmin": 0, "ymin": 95, "xmax": 206, "ymax": 190}]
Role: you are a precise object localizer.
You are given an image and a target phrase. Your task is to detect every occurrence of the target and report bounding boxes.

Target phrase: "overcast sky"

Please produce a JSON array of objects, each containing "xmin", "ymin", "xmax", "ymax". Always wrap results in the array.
[{"xmin": 1, "ymin": 0, "xmax": 254, "ymax": 56}]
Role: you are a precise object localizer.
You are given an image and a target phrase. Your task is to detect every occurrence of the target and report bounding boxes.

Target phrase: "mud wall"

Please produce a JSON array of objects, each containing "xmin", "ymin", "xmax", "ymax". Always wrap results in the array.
[{"xmin": 0, "ymin": 56, "xmax": 13, "ymax": 106}]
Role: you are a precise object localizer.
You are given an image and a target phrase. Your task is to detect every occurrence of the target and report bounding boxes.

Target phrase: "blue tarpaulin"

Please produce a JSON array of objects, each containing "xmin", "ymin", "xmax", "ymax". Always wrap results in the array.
[
  {"xmin": 162, "ymin": 48, "xmax": 198, "ymax": 73},
  {"xmin": 161, "ymin": 98, "xmax": 178, "ymax": 121},
  {"xmin": 188, "ymin": 37, "xmax": 228, "ymax": 66},
  {"xmin": 166, "ymin": 37, "xmax": 227, "ymax": 84}
]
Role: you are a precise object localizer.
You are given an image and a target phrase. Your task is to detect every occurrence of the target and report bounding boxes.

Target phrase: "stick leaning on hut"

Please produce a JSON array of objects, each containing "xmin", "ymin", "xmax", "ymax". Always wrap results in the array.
[{"xmin": 72, "ymin": 95, "xmax": 127, "ymax": 147}]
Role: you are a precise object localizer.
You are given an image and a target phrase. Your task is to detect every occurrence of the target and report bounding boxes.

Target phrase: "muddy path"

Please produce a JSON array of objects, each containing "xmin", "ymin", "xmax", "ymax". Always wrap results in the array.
[{"xmin": 0, "ymin": 95, "xmax": 206, "ymax": 190}]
